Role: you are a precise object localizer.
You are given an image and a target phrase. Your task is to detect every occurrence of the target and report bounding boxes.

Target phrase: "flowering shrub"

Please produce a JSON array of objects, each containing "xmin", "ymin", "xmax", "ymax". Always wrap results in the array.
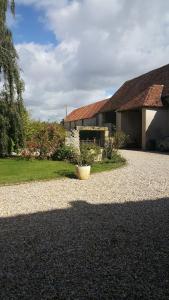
[{"xmin": 24, "ymin": 122, "xmax": 65, "ymax": 159}]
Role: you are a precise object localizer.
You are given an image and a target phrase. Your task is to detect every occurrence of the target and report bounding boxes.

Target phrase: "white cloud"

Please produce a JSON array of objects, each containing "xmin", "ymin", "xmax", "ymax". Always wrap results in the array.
[
  {"xmin": 15, "ymin": 0, "xmax": 169, "ymax": 120},
  {"xmin": 16, "ymin": 42, "xmax": 107, "ymax": 120}
]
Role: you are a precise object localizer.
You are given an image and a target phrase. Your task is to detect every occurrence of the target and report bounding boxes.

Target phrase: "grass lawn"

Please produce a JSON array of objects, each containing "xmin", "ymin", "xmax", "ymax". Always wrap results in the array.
[{"xmin": 0, "ymin": 157, "xmax": 126, "ymax": 185}]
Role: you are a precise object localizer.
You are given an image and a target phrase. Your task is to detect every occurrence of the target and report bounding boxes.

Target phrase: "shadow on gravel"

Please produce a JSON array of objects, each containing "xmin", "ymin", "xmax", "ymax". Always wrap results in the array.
[
  {"xmin": 55, "ymin": 170, "xmax": 76, "ymax": 179},
  {"xmin": 0, "ymin": 198, "xmax": 169, "ymax": 299}
]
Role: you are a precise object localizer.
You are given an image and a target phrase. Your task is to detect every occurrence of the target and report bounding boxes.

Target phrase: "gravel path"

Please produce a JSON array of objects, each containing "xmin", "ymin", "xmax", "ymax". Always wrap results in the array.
[{"xmin": 0, "ymin": 150, "xmax": 169, "ymax": 299}]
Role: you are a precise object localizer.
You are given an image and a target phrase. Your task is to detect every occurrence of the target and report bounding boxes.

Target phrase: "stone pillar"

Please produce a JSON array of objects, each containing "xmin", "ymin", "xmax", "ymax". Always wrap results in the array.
[
  {"xmin": 104, "ymin": 129, "xmax": 109, "ymax": 142},
  {"xmin": 65, "ymin": 130, "xmax": 80, "ymax": 153}
]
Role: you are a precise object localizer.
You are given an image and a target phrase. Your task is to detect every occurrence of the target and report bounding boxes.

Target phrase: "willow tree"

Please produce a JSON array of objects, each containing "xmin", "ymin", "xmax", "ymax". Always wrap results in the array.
[
  {"xmin": 0, "ymin": 0, "xmax": 23, "ymax": 98},
  {"xmin": 0, "ymin": 0, "xmax": 25, "ymax": 156}
]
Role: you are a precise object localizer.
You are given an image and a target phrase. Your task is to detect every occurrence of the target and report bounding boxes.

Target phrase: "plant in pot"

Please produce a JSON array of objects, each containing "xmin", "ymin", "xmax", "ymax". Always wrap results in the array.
[{"xmin": 75, "ymin": 143, "xmax": 101, "ymax": 180}]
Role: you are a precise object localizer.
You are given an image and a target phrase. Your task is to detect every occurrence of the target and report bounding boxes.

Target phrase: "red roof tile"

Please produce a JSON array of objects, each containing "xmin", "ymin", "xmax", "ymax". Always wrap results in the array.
[
  {"xmin": 64, "ymin": 98, "xmax": 110, "ymax": 122},
  {"xmin": 101, "ymin": 64, "xmax": 169, "ymax": 112},
  {"xmin": 119, "ymin": 85, "xmax": 164, "ymax": 111}
]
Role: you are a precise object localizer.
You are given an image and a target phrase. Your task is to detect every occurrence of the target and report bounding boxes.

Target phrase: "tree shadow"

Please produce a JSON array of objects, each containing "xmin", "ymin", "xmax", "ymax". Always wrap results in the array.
[{"xmin": 0, "ymin": 198, "xmax": 169, "ymax": 299}]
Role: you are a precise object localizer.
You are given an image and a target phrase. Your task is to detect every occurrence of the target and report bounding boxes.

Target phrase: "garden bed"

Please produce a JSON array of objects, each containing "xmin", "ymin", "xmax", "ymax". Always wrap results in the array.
[{"xmin": 0, "ymin": 155, "xmax": 126, "ymax": 185}]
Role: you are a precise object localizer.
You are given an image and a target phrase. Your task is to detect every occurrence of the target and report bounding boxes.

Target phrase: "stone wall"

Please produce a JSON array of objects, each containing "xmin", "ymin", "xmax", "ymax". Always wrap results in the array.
[{"xmin": 65, "ymin": 130, "xmax": 80, "ymax": 153}]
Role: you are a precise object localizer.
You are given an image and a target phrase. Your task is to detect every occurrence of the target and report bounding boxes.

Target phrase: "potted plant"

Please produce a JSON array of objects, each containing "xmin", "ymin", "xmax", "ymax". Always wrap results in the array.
[{"xmin": 75, "ymin": 143, "xmax": 101, "ymax": 180}]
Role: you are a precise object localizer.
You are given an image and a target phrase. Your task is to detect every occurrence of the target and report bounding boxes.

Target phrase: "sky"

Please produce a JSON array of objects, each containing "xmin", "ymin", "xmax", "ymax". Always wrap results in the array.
[{"xmin": 9, "ymin": 0, "xmax": 169, "ymax": 121}]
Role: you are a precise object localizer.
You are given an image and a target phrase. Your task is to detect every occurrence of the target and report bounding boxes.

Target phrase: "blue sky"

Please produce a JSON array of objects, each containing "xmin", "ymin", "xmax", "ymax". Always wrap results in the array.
[
  {"xmin": 12, "ymin": 5, "xmax": 56, "ymax": 45},
  {"xmin": 10, "ymin": 0, "xmax": 169, "ymax": 121}
]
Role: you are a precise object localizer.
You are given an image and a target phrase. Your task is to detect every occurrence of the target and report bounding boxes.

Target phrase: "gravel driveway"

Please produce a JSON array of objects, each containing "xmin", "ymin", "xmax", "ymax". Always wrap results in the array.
[{"xmin": 0, "ymin": 150, "xmax": 169, "ymax": 299}]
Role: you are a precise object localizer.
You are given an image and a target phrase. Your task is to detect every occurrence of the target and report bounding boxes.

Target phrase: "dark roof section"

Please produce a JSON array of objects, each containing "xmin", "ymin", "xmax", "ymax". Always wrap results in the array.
[
  {"xmin": 64, "ymin": 98, "xmax": 110, "ymax": 122},
  {"xmin": 101, "ymin": 63, "xmax": 169, "ymax": 112}
]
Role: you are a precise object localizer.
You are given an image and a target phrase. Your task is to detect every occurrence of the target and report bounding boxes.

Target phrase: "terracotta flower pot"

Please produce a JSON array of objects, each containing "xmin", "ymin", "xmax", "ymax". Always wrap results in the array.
[{"xmin": 75, "ymin": 165, "xmax": 91, "ymax": 180}]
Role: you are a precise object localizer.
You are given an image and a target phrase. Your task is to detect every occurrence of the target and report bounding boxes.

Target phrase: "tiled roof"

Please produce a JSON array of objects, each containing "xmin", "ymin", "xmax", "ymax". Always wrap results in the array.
[
  {"xmin": 65, "ymin": 64, "xmax": 169, "ymax": 122},
  {"xmin": 64, "ymin": 98, "xmax": 110, "ymax": 122},
  {"xmin": 119, "ymin": 85, "xmax": 164, "ymax": 111},
  {"xmin": 101, "ymin": 63, "xmax": 169, "ymax": 112}
]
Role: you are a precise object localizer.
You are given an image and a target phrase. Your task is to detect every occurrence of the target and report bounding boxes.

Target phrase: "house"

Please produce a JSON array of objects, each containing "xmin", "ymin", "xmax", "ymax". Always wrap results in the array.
[
  {"xmin": 64, "ymin": 98, "xmax": 116, "ymax": 131},
  {"xmin": 64, "ymin": 64, "xmax": 169, "ymax": 149},
  {"xmin": 64, "ymin": 98, "xmax": 116, "ymax": 147}
]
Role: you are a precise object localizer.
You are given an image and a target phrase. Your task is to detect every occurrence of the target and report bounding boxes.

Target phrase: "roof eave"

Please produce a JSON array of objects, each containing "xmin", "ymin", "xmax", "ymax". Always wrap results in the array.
[{"xmin": 117, "ymin": 104, "xmax": 164, "ymax": 112}]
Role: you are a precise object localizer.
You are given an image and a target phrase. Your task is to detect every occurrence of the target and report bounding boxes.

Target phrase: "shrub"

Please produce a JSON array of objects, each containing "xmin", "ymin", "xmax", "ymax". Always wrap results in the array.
[
  {"xmin": 101, "ymin": 152, "xmax": 126, "ymax": 165},
  {"xmin": 113, "ymin": 131, "xmax": 129, "ymax": 149},
  {"xmin": 110, "ymin": 151, "xmax": 126, "ymax": 163},
  {"xmin": 24, "ymin": 121, "xmax": 66, "ymax": 159},
  {"xmin": 103, "ymin": 139, "xmax": 114, "ymax": 159},
  {"xmin": 104, "ymin": 131, "xmax": 129, "ymax": 159},
  {"xmin": 52, "ymin": 145, "xmax": 78, "ymax": 163},
  {"xmin": 20, "ymin": 149, "xmax": 35, "ymax": 161},
  {"xmin": 78, "ymin": 143, "xmax": 101, "ymax": 166}
]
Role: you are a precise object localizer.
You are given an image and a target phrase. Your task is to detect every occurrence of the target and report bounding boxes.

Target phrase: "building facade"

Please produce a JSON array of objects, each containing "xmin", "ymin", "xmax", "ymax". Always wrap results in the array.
[{"xmin": 64, "ymin": 64, "xmax": 169, "ymax": 149}]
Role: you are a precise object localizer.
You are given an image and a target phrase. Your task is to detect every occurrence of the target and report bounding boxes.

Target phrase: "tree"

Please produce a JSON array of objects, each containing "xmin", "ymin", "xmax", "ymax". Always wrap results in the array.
[
  {"xmin": 0, "ymin": 0, "xmax": 23, "ymax": 100},
  {"xmin": 0, "ymin": 1, "xmax": 26, "ymax": 156},
  {"xmin": 0, "ymin": 89, "xmax": 25, "ymax": 156}
]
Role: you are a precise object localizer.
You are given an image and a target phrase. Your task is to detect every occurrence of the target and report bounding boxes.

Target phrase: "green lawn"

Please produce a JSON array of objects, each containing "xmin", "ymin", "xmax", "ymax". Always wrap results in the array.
[{"xmin": 0, "ymin": 157, "xmax": 126, "ymax": 185}]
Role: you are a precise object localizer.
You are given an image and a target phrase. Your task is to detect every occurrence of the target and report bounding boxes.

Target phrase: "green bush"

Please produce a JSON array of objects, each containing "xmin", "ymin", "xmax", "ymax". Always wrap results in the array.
[
  {"xmin": 102, "ymin": 151, "xmax": 126, "ymax": 165},
  {"xmin": 110, "ymin": 151, "xmax": 126, "ymax": 163},
  {"xmin": 113, "ymin": 131, "xmax": 129, "ymax": 149},
  {"xmin": 52, "ymin": 143, "xmax": 102, "ymax": 166},
  {"xmin": 78, "ymin": 143, "xmax": 101, "ymax": 166},
  {"xmin": 52, "ymin": 145, "xmax": 78, "ymax": 163},
  {"xmin": 104, "ymin": 132, "xmax": 129, "ymax": 159}
]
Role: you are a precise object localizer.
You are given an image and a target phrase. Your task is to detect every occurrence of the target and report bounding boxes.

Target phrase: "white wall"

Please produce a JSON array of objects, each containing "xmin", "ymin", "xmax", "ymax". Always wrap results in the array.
[
  {"xmin": 145, "ymin": 108, "xmax": 169, "ymax": 140},
  {"xmin": 142, "ymin": 108, "xmax": 169, "ymax": 149},
  {"xmin": 115, "ymin": 108, "xmax": 169, "ymax": 149}
]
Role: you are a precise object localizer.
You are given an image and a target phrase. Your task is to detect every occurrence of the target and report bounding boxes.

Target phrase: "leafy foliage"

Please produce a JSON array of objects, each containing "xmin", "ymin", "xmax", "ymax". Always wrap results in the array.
[
  {"xmin": 104, "ymin": 131, "xmax": 129, "ymax": 159},
  {"xmin": 112, "ymin": 131, "xmax": 129, "ymax": 149},
  {"xmin": 25, "ymin": 121, "xmax": 66, "ymax": 159},
  {"xmin": 52, "ymin": 145, "xmax": 78, "ymax": 163},
  {"xmin": 103, "ymin": 152, "xmax": 126, "ymax": 164},
  {"xmin": 78, "ymin": 143, "xmax": 101, "ymax": 166},
  {"xmin": 0, "ymin": 0, "xmax": 23, "ymax": 100},
  {"xmin": 0, "ymin": 96, "xmax": 25, "ymax": 156},
  {"xmin": 0, "ymin": 1, "xmax": 25, "ymax": 156}
]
